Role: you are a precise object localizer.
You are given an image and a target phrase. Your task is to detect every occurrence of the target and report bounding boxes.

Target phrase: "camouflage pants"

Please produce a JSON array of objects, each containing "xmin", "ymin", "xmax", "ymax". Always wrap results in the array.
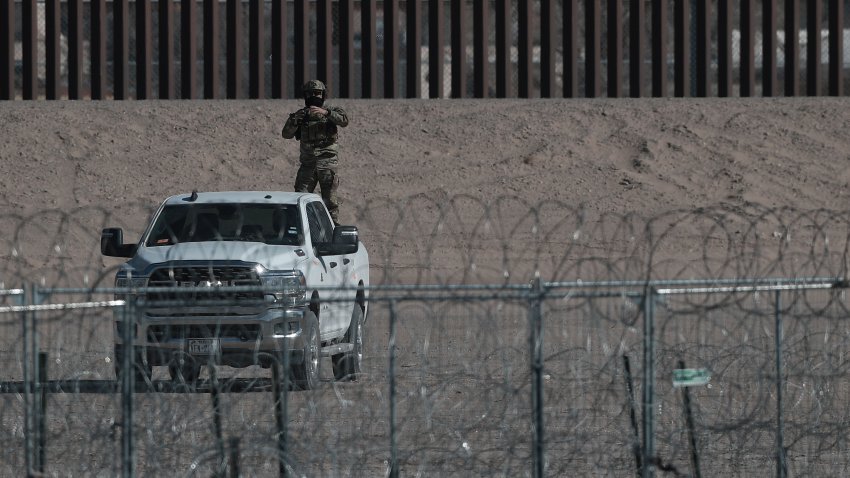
[{"xmin": 294, "ymin": 165, "xmax": 340, "ymax": 223}]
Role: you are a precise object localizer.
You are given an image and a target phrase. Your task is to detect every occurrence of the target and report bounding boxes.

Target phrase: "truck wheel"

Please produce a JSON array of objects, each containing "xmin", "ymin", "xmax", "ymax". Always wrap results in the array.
[
  {"xmin": 168, "ymin": 355, "xmax": 201, "ymax": 385},
  {"xmin": 292, "ymin": 312, "xmax": 320, "ymax": 390},
  {"xmin": 332, "ymin": 305, "xmax": 363, "ymax": 381},
  {"xmin": 114, "ymin": 347, "xmax": 152, "ymax": 385}
]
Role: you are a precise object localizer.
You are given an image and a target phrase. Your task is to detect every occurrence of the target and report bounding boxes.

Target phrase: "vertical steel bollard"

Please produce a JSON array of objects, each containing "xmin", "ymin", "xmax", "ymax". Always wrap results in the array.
[
  {"xmin": 774, "ymin": 290, "xmax": 787, "ymax": 478},
  {"xmin": 529, "ymin": 277, "xmax": 544, "ymax": 478},
  {"xmin": 689, "ymin": 0, "xmax": 697, "ymax": 97},
  {"xmin": 388, "ymin": 300, "xmax": 398, "ymax": 478},
  {"xmin": 641, "ymin": 286, "xmax": 656, "ymax": 478},
  {"xmin": 121, "ymin": 298, "xmax": 135, "ymax": 478}
]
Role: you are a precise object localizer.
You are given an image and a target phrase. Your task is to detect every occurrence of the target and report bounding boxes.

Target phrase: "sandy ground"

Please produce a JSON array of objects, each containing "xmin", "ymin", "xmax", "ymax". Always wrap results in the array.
[
  {"xmin": 2, "ymin": 97, "xmax": 850, "ymax": 286},
  {"xmin": 3, "ymin": 98, "xmax": 850, "ymax": 476}
]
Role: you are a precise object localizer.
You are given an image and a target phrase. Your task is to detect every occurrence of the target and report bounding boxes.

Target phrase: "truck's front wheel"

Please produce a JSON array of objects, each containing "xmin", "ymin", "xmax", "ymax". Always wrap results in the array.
[
  {"xmin": 168, "ymin": 354, "xmax": 202, "ymax": 385},
  {"xmin": 292, "ymin": 312, "xmax": 320, "ymax": 390},
  {"xmin": 332, "ymin": 305, "xmax": 363, "ymax": 381}
]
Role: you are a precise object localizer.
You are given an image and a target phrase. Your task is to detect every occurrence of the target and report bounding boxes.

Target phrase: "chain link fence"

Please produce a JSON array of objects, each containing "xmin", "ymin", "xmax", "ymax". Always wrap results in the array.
[
  {"xmin": 2, "ymin": 278, "xmax": 849, "ymax": 476},
  {"xmin": 3, "ymin": 200, "xmax": 850, "ymax": 475}
]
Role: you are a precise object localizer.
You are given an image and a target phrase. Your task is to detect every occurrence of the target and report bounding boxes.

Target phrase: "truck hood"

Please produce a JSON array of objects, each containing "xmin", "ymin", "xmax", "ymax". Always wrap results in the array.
[{"xmin": 125, "ymin": 242, "xmax": 309, "ymax": 272}]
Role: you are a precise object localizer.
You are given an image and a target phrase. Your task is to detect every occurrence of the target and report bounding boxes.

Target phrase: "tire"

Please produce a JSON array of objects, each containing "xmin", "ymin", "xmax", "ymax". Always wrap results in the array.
[
  {"xmin": 292, "ymin": 312, "xmax": 320, "ymax": 390},
  {"xmin": 114, "ymin": 346, "xmax": 152, "ymax": 385},
  {"xmin": 168, "ymin": 354, "xmax": 202, "ymax": 384},
  {"xmin": 332, "ymin": 305, "xmax": 363, "ymax": 381}
]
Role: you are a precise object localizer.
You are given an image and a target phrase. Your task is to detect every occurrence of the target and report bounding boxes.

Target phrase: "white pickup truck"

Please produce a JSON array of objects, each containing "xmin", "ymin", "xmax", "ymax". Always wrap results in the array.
[{"xmin": 100, "ymin": 191, "xmax": 369, "ymax": 390}]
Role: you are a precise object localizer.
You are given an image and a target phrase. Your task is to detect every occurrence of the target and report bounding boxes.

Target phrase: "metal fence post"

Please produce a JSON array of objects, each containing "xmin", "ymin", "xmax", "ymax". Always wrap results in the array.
[
  {"xmin": 678, "ymin": 359, "xmax": 700, "ymax": 478},
  {"xmin": 528, "ymin": 277, "xmax": 545, "ymax": 478},
  {"xmin": 229, "ymin": 437, "xmax": 240, "ymax": 478},
  {"xmin": 623, "ymin": 355, "xmax": 642, "ymax": 474},
  {"xmin": 774, "ymin": 290, "xmax": 787, "ymax": 478},
  {"xmin": 120, "ymin": 298, "xmax": 135, "ymax": 478},
  {"xmin": 642, "ymin": 286, "xmax": 656, "ymax": 478},
  {"xmin": 210, "ymin": 365, "xmax": 226, "ymax": 477},
  {"xmin": 388, "ymin": 300, "xmax": 399, "ymax": 478},
  {"xmin": 23, "ymin": 283, "xmax": 33, "ymax": 475},
  {"xmin": 36, "ymin": 351, "xmax": 47, "ymax": 474},
  {"xmin": 273, "ymin": 332, "xmax": 289, "ymax": 477},
  {"xmin": 529, "ymin": 277, "xmax": 545, "ymax": 478},
  {"xmin": 32, "ymin": 286, "xmax": 43, "ymax": 475}
]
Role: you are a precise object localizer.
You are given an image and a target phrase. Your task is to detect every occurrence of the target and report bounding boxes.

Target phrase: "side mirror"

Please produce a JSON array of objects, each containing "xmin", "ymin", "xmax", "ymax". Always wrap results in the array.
[
  {"xmin": 316, "ymin": 226, "xmax": 359, "ymax": 256},
  {"xmin": 101, "ymin": 228, "xmax": 137, "ymax": 258}
]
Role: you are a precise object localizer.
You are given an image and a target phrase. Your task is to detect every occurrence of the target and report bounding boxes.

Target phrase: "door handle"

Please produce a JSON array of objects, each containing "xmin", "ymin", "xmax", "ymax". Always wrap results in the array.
[
  {"xmin": 330, "ymin": 261, "xmax": 338, "ymax": 268},
  {"xmin": 343, "ymin": 258, "xmax": 350, "ymax": 265}
]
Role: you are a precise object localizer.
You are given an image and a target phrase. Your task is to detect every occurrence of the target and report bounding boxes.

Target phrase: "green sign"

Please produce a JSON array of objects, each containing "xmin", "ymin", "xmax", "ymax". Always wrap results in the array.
[{"xmin": 672, "ymin": 368, "xmax": 711, "ymax": 388}]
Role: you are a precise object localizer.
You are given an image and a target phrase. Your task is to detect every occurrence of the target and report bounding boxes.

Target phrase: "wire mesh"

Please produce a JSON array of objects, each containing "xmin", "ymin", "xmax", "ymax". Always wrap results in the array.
[{"xmin": 3, "ymin": 200, "xmax": 850, "ymax": 475}]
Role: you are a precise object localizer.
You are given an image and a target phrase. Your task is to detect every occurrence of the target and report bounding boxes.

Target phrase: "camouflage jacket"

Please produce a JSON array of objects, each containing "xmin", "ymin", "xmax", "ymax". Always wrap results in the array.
[{"xmin": 281, "ymin": 104, "xmax": 349, "ymax": 169}]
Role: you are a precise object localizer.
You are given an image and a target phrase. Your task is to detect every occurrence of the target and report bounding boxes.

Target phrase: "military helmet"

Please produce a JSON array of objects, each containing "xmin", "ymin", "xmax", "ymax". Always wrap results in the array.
[{"xmin": 303, "ymin": 79, "xmax": 327, "ymax": 98}]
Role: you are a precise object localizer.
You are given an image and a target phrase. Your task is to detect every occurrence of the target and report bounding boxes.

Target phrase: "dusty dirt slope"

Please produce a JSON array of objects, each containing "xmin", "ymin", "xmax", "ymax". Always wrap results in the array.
[
  {"xmin": 2, "ymin": 97, "xmax": 850, "ymax": 286},
  {"xmin": 4, "ymin": 97, "xmax": 850, "ymax": 478}
]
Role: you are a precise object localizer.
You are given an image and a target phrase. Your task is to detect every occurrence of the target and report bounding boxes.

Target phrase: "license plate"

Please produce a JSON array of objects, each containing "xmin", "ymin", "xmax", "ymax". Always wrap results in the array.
[{"xmin": 188, "ymin": 339, "xmax": 220, "ymax": 355}]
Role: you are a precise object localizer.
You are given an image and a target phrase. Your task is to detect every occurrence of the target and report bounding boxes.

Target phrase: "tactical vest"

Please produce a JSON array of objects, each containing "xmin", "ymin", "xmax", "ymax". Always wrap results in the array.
[{"xmin": 299, "ymin": 114, "xmax": 337, "ymax": 146}]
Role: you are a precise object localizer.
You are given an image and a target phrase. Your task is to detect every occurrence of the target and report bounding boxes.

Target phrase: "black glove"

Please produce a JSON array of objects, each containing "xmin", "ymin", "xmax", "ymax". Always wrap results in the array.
[{"xmin": 289, "ymin": 111, "xmax": 304, "ymax": 126}]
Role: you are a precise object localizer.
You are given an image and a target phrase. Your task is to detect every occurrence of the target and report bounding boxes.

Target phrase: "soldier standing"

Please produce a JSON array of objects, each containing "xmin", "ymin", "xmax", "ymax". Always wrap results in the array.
[{"xmin": 281, "ymin": 80, "xmax": 349, "ymax": 224}]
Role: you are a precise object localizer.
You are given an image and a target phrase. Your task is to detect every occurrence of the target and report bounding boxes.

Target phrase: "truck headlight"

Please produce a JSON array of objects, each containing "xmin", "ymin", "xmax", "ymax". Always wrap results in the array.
[
  {"xmin": 273, "ymin": 321, "xmax": 301, "ymax": 336},
  {"xmin": 261, "ymin": 270, "xmax": 306, "ymax": 306},
  {"xmin": 114, "ymin": 275, "xmax": 148, "ymax": 299},
  {"xmin": 115, "ymin": 277, "xmax": 148, "ymax": 288}
]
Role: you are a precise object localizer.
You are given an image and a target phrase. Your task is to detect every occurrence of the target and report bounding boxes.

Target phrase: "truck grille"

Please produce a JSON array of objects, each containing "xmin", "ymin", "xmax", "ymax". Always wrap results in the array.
[
  {"xmin": 146, "ymin": 265, "xmax": 263, "ymax": 304},
  {"xmin": 148, "ymin": 324, "xmax": 261, "ymax": 341}
]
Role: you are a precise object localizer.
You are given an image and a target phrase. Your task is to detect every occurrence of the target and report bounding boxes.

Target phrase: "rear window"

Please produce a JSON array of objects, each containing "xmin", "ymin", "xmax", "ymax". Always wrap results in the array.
[{"xmin": 145, "ymin": 203, "xmax": 303, "ymax": 246}]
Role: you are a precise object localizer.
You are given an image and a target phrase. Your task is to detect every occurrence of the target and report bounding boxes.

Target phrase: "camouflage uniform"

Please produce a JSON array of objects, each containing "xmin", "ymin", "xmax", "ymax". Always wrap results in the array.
[{"xmin": 281, "ymin": 80, "xmax": 349, "ymax": 224}]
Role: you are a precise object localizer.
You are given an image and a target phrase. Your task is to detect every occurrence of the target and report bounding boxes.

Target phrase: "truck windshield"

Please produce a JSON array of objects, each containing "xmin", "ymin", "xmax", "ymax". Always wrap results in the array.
[{"xmin": 145, "ymin": 204, "xmax": 303, "ymax": 246}]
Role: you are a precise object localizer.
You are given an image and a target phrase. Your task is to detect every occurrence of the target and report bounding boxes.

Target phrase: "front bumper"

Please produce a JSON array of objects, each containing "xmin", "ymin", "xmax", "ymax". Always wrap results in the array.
[{"xmin": 114, "ymin": 306, "xmax": 309, "ymax": 367}]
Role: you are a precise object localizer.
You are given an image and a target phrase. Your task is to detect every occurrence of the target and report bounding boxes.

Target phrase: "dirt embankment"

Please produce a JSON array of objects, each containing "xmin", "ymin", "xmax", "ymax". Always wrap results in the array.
[{"xmin": 2, "ymin": 97, "xmax": 850, "ymax": 285}]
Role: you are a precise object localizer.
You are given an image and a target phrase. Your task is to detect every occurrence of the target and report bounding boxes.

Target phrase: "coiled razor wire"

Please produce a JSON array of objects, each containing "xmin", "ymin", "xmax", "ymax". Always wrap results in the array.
[{"xmin": 0, "ymin": 199, "xmax": 850, "ymax": 476}]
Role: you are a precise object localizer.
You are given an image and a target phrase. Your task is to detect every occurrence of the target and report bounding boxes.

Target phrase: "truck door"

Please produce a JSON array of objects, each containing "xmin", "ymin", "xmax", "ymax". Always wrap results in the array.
[{"xmin": 305, "ymin": 201, "xmax": 348, "ymax": 337}]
